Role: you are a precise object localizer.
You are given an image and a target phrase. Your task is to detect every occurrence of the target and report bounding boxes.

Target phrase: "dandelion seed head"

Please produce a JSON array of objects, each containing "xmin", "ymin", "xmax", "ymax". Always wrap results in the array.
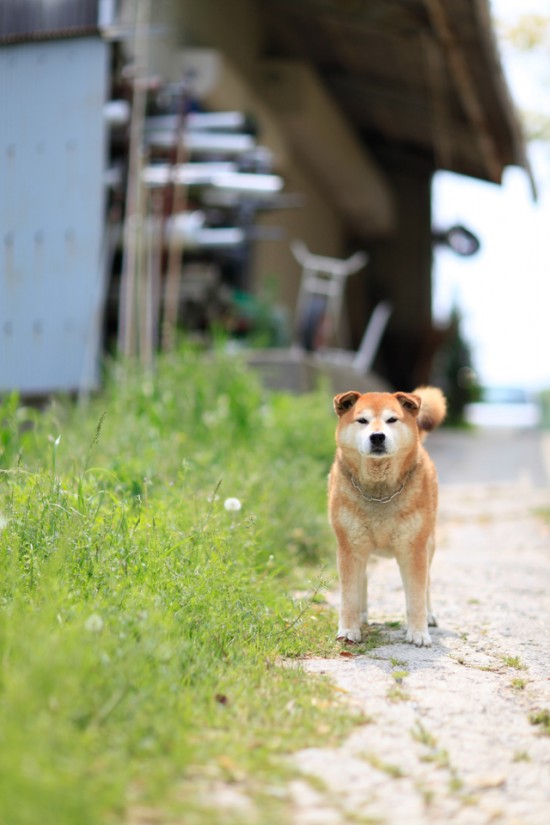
[
  {"xmin": 224, "ymin": 497, "xmax": 242, "ymax": 512},
  {"xmin": 85, "ymin": 613, "xmax": 104, "ymax": 633}
]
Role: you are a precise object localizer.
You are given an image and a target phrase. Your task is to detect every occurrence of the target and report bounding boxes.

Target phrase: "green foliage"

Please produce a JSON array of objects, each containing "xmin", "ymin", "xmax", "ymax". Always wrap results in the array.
[
  {"xmin": 0, "ymin": 391, "xmax": 40, "ymax": 469},
  {"xmin": 497, "ymin": 12, "xmax": 550, "ymax": 142},
  {"xmin": 0, "ymin": 347, "xmax": 349, "ymax": 825},
  {"xmin": 431, "ymin": 307, "xmax": 479, "ymax": 426},
  {"xmin": 539, "ymin": 389, "xmax": 550, "ymax": 430},
  {"xmin": 500, "ymin": 13, "xmax": 550, "ymax": 52},
  {"xmin": 529, "ymin": 709, "xmax": 550, "ymax": 735}
]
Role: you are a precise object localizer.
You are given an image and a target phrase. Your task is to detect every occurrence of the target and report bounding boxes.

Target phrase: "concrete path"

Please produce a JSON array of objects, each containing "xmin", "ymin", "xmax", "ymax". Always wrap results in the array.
[
  {"xmin": 290, "ymin": 428, "xmax": 550, "ymax": 825},
  {"xmin": 428, "ymin": 428, "xmax": 550, "ymax": 488}
]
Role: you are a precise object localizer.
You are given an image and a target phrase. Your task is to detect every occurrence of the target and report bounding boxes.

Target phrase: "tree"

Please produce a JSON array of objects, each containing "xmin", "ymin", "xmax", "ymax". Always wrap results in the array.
[{"xmin": 497, "ymin": 12, "xmax": 550, "ymax": 141}]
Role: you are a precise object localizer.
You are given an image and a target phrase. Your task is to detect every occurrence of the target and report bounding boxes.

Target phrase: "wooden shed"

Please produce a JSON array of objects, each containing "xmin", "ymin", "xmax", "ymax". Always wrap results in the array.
[
  {"xmin": 251, "ymin": 0, "xmax": 530, "ymax": 387},
  {"xmin": 0, "ymin": 0, "xmax": 528, "ymax": 394},
  {"xmin": 126, "ymin": 0, "xmax": 528, "ymax": 388}
]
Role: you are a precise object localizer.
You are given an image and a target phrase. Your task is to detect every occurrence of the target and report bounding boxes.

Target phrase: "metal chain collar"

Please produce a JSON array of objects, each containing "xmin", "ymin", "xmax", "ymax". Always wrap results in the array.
[{"xmin": 338, "ymin": 458, "xmax": 417, "ymax": 505}]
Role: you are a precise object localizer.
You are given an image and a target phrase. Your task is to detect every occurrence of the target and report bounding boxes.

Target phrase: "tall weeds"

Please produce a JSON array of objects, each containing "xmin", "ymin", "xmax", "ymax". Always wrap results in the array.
[{"xmin": 0, "ymin": 347, "xmax": 347, "ymax": 825}]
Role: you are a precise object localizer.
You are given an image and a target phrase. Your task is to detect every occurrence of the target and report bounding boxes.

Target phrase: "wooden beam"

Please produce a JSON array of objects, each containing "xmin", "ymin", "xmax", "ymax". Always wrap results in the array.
[
  {"xmin": 421, "ymin": 32, "xmax": 454, "ymax": 171},
  {"xmin": 422, "ymin": 0, "xmax": 502, "ymax": 182},
  {"xmin": 260, "ymin": 59, "xmax": 395, "ymax": 237}
]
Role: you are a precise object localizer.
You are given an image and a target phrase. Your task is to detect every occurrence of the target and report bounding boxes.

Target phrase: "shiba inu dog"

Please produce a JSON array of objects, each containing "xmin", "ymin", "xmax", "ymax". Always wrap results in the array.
[{"xmin": 328, "ymin": 387, "xmax": 447, "ymax": 647}]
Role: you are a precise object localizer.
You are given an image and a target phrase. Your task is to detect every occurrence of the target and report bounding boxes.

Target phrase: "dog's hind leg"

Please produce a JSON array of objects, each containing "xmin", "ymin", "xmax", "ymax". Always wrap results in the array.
[
  {"xmin": 427, "ymin": 574, "xmax": 438, "ymax": 627},
  {"xmin": 426, "ymin": 534, "xmax": 438, "ymax": 627},
  {"xmin": 359, "ymin": 561, "xmax": 369, "ymax": 625}
]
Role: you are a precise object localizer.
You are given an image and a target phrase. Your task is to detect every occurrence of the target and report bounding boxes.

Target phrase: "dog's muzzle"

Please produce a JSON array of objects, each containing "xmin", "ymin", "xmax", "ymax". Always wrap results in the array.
[{"xmin": 369, "ymin": 432, "xmax": 387, "ymax": 454}]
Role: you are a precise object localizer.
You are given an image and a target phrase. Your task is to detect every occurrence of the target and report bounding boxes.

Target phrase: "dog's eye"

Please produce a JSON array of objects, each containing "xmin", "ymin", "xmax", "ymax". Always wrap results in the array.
[
  {"xmin": 386, "ymin": 417, "xmax": 398, "ymax": 424},
  {"xmin": 355, "ymin": 417, "xmax": 369, "ymax": 425}
]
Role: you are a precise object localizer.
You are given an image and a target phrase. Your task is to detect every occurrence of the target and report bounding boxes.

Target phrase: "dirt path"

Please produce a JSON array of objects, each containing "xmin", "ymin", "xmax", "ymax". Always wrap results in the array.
[{"xmin": 289, "ymin": 480, "xmax": 550, "ymax": 825}]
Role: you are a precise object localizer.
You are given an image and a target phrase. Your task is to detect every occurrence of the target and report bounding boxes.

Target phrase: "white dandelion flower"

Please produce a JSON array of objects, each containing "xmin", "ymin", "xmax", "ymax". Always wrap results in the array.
[
  {"xmin": 85, "ymin": 613, "xmax": 104, "ymax": 633},
  {"xmin": 224, "ymin": 497, "xmax": 242, "ymax": 512}
]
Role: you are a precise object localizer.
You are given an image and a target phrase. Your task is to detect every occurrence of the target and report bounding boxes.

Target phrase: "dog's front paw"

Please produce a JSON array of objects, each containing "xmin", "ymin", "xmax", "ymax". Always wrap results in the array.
[
  {"xmin": 406, "ymin": 628, "xmax": 432, "ymax": 647},
  {"xmin": 337, "ymin": 627, "xmax": 362, "ymax": 643}
]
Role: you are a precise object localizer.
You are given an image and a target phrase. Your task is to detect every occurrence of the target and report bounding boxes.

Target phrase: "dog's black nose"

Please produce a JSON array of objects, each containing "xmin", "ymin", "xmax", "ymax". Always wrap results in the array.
[{"xmin": 370, "ymin": 432, "xmax": 386, "ymax": 447}]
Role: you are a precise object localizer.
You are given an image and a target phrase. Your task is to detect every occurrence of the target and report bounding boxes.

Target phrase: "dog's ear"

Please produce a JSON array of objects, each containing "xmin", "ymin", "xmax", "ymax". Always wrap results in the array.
[
  {"xmin": 333, "ymin": 391, "xmax": 361, "ymax": 417},
  {"xmin": 395, "ymin": 392, "xmax": 421, "ymax": 416}
]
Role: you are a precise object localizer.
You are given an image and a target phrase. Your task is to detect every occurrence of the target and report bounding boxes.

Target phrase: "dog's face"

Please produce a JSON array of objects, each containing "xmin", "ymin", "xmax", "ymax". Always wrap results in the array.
[{"xmin": 333, "ymin": 391, "xmax": 421, "ymax": 458}]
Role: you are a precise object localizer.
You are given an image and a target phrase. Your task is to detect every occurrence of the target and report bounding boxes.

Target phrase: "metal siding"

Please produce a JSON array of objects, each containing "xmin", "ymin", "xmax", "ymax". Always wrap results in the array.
[
  {"xmin": 0, "ymin": 37, "xmax": 108, "ymax": 394},
  {"xmin": 0, "ymin": 1, "xmax": 100, "ymax": 42}
]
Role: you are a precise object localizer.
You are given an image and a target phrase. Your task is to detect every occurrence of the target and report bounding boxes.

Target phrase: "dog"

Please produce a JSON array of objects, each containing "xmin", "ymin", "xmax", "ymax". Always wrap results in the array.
[{"xmin": 328, "ymin": 386, "xmax": 447, "ymax": 647}]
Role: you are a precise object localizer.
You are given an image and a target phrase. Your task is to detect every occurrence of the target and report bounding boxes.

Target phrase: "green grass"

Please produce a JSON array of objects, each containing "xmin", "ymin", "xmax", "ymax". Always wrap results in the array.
[
  {"xmin": 360, "ymin": 752, "xmax": 405, "ymax": 779},
  {"xmin": 0, "ymin": 346, "xmax": 358, "ymax": 825},
  {"xmin": 534, "ymin": 506, "xmax": 550, "ymax": 524},
  {"xmin": 502, "ymin": 655, "xmax": 527, "ymax": 670},
  {"xmin": 529, "ymin": 709, "xmax": 550, "ymax": 735}
]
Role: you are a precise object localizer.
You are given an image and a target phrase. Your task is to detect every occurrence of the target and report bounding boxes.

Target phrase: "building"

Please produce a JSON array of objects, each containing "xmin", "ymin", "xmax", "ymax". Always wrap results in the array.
[{"xmin": 112, "ymin": 0, "xmax": 532, "ymax": 388}]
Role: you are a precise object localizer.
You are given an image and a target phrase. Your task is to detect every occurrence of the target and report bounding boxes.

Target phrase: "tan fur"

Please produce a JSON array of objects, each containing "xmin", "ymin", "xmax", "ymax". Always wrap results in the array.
[{"xmin": 329, "ymin": 386, "xmax": 446, "ymax": 647}]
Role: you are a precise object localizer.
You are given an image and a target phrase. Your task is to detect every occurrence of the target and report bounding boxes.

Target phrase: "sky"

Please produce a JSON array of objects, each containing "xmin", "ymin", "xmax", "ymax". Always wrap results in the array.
[{"xmin": 432, "ymin": 0, "xmax": 550, "ymax": 391}]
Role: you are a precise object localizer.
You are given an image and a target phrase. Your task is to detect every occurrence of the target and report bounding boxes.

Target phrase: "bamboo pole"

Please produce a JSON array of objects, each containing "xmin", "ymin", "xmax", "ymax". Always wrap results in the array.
[
  {"xmin": 118, "ymin": 0, "xmax": 151, "ymax": 357},
  {"xmin": 161, "ymin": 87, "xmax": 188, "ymax": 352}
]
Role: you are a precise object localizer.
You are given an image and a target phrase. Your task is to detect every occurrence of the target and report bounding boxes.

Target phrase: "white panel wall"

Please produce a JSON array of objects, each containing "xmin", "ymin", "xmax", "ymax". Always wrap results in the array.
[{"xmin": 0, "ymin": 37, "xmax": 108, "ymax": 394}]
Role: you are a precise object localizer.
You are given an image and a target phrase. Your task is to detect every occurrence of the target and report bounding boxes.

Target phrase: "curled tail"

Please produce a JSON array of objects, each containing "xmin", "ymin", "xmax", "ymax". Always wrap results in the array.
[{"xmin": 414, "ymin": 386, "xmax": 447, "ymax": 438}]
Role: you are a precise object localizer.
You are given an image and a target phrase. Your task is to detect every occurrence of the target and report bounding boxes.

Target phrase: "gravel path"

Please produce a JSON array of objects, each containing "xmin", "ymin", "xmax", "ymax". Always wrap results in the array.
[{"xmin": 289, "ymin": 432, "xmax": 550, "ymax": 825}]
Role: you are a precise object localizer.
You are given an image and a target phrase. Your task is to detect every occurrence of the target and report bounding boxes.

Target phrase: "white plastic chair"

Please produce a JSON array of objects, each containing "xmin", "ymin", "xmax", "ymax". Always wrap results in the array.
[
  {"xmin": 291, "ymin": 239, "xmax": 368, "ymax": 350},
  {"xmin": 317, "ymin": 300, "xmax": 393, "ymax": 375}
]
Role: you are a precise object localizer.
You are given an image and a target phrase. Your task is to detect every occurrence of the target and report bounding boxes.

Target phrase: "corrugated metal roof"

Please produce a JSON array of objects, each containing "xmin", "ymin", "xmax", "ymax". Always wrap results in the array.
[
  {"xmin": 0, "ymin": 0, "xmax": 101, "ymax": 43},
  {"xmin": 256, "ymin": 0, "xmax": 529, "ymax": 185}
]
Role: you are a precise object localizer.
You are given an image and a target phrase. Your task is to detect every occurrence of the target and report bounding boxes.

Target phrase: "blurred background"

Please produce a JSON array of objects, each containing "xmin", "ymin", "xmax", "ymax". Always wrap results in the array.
[{"xmin": 1, "ymin": 0, "xmax": 548, "ymax": 425}]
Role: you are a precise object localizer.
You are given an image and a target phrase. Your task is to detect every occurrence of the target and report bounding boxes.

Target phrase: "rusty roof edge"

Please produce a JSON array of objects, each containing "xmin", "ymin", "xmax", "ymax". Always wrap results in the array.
[
  {"xmin": 0, "ymin": 26, "xmax": 101, "ymax": 45},
  {"xmin": 473, "ymin": 0, "xmax": 537, "ymax": 198}
]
